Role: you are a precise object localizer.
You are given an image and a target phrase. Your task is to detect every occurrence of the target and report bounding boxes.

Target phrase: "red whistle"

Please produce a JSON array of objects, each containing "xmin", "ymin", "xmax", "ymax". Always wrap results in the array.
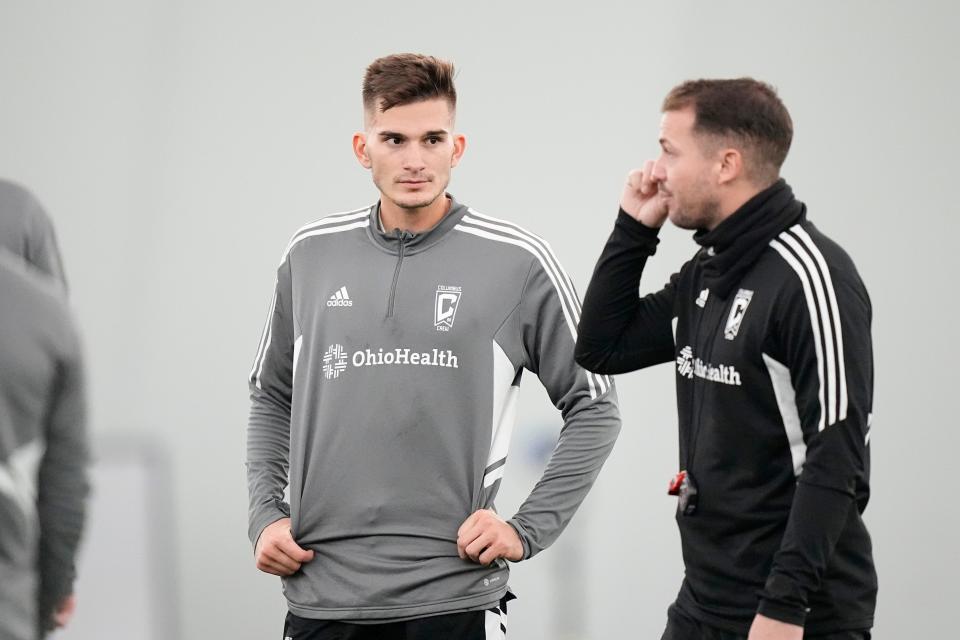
[{"xmin": 668, "ymin": 470, "xmax": 687, "ymax": 496}]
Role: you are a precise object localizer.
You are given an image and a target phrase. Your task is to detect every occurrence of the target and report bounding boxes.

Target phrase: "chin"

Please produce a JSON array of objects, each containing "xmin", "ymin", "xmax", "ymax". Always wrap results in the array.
[
  {"xmin": 669, "ymin": 211, "xmax": 697, "ymax": 231},
  {"xmin": 397, "ymin": 198, "xmax": 437, "ymax": 211},
  {"xmin": 395, "ymin": 191, "xmax": 443, "ymax": 211}
]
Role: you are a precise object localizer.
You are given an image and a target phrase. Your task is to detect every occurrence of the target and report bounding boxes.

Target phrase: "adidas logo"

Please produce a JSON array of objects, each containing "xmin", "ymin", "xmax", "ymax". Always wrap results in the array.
[{"xmin": 326, "ymin": 286, "xmax": 353, "ymax": 307}]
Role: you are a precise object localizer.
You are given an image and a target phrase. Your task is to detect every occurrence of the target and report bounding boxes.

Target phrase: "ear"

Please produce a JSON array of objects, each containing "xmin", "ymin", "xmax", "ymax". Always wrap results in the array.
[
  {"xmin": 717, "ymin": 148, "xmax": 743, "ymax": 185},
  {"xmin": 450, "ymin": 133, "xmax": 467, "ymax": 168},
  {"xmin": 353, "ymin": 132, "xmax": 372, "ymax": 169}
]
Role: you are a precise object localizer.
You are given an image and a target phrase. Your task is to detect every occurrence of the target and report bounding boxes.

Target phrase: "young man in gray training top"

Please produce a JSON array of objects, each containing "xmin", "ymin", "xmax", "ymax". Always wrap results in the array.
[{"xmin": 246, "ymin": 53, "xmax": 621, "ymax": 639}]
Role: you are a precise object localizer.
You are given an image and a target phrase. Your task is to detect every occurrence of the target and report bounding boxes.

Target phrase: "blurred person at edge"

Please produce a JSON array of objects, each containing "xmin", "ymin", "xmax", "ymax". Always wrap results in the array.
[
  {"xmin": 576, "ymin": 79, "xmax": 876, "ymax": 640},
  {"xmin": 0, "ymin": 180, "xmax": 88, "ymax": 639},
  {"xmin": 246, "ymin": 53, "xmax": 621, "ymax": 640}
]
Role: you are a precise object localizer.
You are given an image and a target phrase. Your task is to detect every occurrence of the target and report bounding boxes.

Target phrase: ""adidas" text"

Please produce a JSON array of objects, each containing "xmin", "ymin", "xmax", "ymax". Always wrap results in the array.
[{"xmin": 327, "ymin": 286, "xmax": 353, "ymax": 307}]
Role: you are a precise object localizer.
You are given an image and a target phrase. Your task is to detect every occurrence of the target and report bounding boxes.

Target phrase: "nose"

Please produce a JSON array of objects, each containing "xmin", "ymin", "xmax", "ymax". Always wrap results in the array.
[
  {"xmin": 652, "ymin": 158, "xmax": 666, "ymax": 182},
  {"xmin": 401, "ymin": 146, "xmax": 427, "ymax": 173}
]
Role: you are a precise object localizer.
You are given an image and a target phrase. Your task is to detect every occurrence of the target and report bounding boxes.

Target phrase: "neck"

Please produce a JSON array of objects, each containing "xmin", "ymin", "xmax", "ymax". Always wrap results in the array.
[
  {"xmin": 379, "ymin": 194, "xmax": 451, "ymax": 234},
  {"xmin": 705, "ymin": 179, "xmax": 775, "ymax": 230}
]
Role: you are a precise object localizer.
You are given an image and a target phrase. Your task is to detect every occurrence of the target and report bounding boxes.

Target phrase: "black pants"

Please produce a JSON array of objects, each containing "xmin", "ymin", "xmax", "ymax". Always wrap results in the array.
[
  {"xmin": 283, "ymin": 594, "xmax": 513, "ymax": 640},
  {"xmin": 661, "ymin": 605, "xmax": 871, "ymax": 640}
]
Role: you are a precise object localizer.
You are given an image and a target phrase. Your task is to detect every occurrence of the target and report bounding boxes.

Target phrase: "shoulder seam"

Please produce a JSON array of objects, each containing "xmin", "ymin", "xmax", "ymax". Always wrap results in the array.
[{"xmin": 280, "ymin": 205, "xmax": 373, "ymax": 266}]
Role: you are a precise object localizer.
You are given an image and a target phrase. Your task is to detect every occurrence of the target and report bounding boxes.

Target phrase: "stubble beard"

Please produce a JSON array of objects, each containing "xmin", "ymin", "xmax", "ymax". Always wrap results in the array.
[
  {"xmin": 375, "ymin": 173, "xmax": 450, "ymax": 213},
  {"xmin": 396, "ymin": 190, "xmax": 442, "ymax": 210},
  {"xmin": 668, "ymin": 187, "xmax": 722, "ymax": 231}
]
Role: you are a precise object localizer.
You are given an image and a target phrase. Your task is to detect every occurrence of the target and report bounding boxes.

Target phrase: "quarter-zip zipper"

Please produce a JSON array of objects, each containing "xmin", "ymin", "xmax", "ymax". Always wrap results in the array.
[
  {"xmin": 386, "ymin": 229, "xmax": 412, "ymax": 318},
  {"xmin": 687, "ymin": 286, "xmax": 733, "ymax": 473},
  {"xmin": 682, "ymin": 281, "xmax": 711, "ymax": 472}
]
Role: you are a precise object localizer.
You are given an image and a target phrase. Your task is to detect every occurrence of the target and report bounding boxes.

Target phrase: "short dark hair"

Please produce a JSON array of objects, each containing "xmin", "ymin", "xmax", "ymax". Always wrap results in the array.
[
  {"xmin": 663, "ymin": 78, "xmax": 793, "ymax": 183},
  {"xmin": 362, "ymin": 53, "xmax": 457, "ymax": 116}
]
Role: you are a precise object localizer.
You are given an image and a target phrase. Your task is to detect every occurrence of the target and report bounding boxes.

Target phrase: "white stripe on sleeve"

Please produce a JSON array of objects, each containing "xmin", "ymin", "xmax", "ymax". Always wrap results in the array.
[
  {"xmin": 763, "ymin": 353, "xmax": 807, "ymax": 476},
  {"xmin": 791, "ymin": 226, "xmax": 848, "ymax": 422},
  {"xmin": 770, "ymin": 238, "xmax": 828, "ymax": 431}
]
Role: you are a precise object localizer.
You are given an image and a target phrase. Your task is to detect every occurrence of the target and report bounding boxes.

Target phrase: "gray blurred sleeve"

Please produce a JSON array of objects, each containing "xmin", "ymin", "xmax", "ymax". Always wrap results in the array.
[
  {"xmin": 245, "ymin": 258, "xmax": 295, "ymax": 548},
  {"xmin": 36, "ymin": 318, "xmax": 89, "ymax": 630},
  {"xmin": 507, "ymin": 258, "xmax": 621, "ymax": 559}
]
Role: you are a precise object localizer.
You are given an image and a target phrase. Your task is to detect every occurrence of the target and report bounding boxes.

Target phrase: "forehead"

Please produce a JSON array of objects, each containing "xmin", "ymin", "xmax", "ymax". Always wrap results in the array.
[
  {"xmin": 366, "ymin": 98, "xmax": 454, "ymax": 132},
  {"xmin": 659, "ymin": 107, "xmax": 696, "ymax": 143}
]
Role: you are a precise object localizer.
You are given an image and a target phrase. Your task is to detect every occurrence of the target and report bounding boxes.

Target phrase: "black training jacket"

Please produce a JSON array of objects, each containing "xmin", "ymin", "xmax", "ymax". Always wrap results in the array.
[{"xmin": 575, "ymin": 180, "xmax": 876, "ymax": 635}]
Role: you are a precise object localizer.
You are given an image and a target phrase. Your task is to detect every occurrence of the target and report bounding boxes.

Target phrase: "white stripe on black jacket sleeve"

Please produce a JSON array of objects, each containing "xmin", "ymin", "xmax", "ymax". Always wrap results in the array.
[{"xmin": 758, "ymin": 231, "xmax": 873, "ymax": 626}]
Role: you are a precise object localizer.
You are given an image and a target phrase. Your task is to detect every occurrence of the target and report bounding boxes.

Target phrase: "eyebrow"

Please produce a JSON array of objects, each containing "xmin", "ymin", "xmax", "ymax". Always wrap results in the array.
[{"xmin": 377, "ymin": 130, "xmax": 449, "ymax": 138}]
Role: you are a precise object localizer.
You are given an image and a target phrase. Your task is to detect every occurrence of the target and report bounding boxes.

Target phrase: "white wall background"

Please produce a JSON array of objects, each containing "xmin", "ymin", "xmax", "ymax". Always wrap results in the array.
[{"xmin": 1, "ymin": 1, "xmax": 957, "ymax": 638}]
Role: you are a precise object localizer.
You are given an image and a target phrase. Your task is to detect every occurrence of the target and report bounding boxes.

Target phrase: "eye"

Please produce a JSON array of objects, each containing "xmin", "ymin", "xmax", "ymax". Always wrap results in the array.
[
  {"xmin": 387, "ymin": 136, "xmax": 403, "ymax": 145},
  {"xmin": 426, "ymin": 136, "xmax": 442, "ymax": 145}
]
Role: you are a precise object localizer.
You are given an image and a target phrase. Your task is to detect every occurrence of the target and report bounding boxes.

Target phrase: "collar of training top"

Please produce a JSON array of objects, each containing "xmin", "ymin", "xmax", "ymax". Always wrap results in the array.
[
  {"xmin": 366, "ymin": 194, "xmax": 469, "ymax": 256},
  {"xmin": 693, "ymin": 178, "xmax": 806, "ymax": 299}
]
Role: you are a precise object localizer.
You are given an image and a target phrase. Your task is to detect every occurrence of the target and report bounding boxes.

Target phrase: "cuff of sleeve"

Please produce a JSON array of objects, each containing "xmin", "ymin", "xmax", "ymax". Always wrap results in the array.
[
  {"xmin": 249, "ymin": 499, "xmax": 290, "ymax": 550},
  {"xmin": 506, "ymin": 519, "xmax": 532, "ymax": 561},
  {"xmin": 757, "ymin": 597, "xmax": 808, "ymax": 627},
  {"xmin": 37, "ymin": 577, "xmax": 72, "ymax": 633},
  {"xmin": 616, "ymin": 208, "xmax": 663, "ymax": 243}
]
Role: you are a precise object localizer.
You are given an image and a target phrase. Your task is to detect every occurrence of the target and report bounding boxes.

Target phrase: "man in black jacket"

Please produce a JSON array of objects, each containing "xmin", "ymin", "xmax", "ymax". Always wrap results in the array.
[{"xmin": 575, "ymin": 79, "xmax": 876, "ymax": 640}]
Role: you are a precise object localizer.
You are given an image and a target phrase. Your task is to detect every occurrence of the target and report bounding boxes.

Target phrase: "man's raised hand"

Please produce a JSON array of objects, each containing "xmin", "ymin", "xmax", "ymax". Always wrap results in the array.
[{"xmin": 620, "ymin": 160, "xmax": 668, "ymax": 228}]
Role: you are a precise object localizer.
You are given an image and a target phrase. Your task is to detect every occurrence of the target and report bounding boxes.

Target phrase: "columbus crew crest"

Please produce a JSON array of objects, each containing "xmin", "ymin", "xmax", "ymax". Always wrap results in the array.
[
  {"xmin": 434, "ymin": 285, "xmax": 462, "ymax": 332},
  {"xmin": 724, "ymin": 289, "xmax": 754, "ymax": 340}
]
